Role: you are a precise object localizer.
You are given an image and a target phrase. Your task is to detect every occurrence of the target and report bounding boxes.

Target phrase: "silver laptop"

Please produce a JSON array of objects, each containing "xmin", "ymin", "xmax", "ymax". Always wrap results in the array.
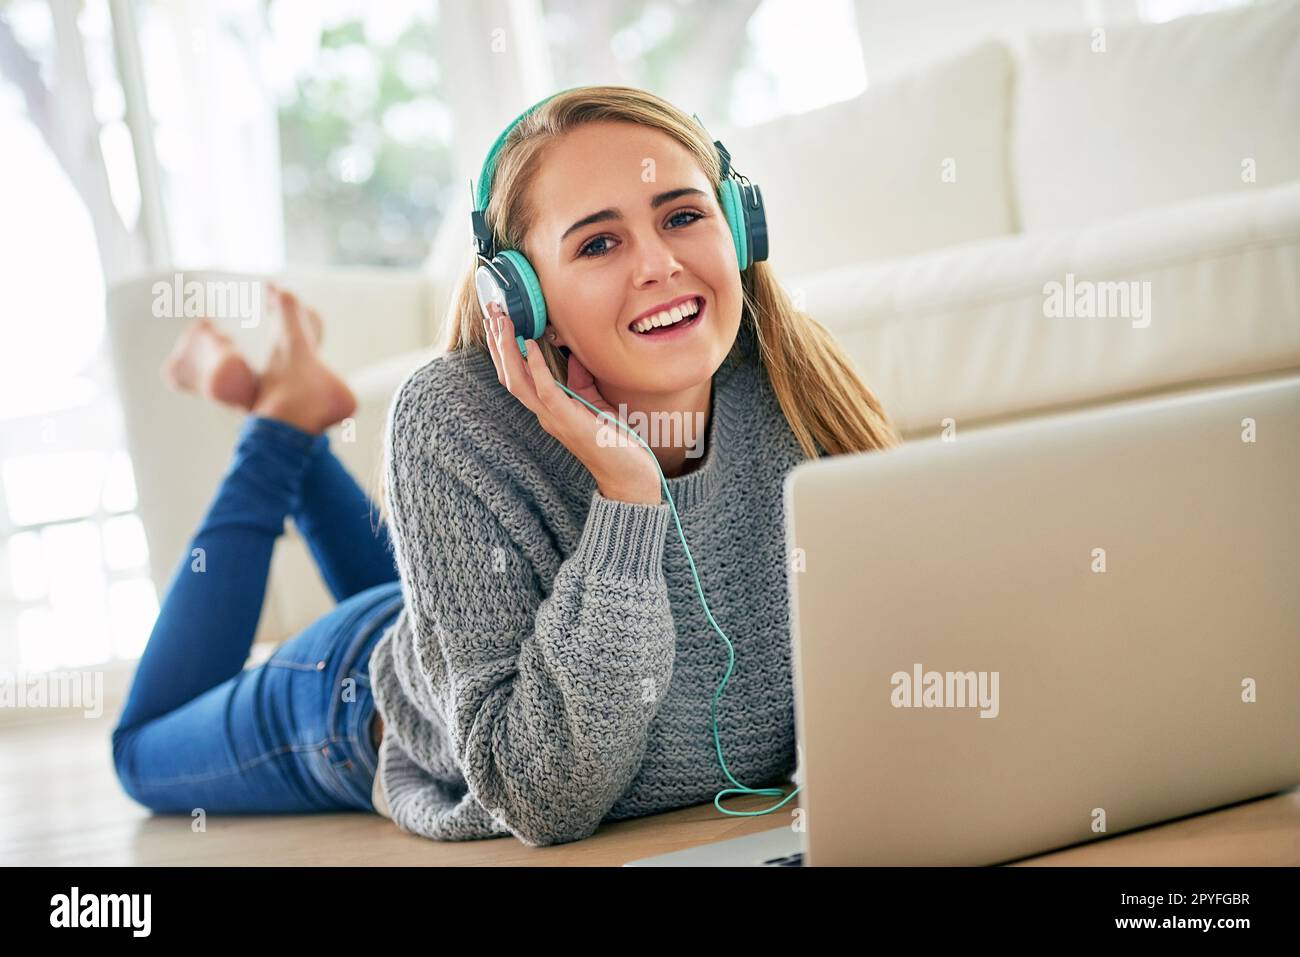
[{"xmin": 627, "ymin": 372, "xmax": 1300, "ymax": 866}]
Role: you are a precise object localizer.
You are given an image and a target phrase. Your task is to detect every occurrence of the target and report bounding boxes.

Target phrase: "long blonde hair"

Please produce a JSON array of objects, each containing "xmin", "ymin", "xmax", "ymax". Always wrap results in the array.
[{"xmin": 374, "ymin": 85, "xmax": 898, "ymax": 528}]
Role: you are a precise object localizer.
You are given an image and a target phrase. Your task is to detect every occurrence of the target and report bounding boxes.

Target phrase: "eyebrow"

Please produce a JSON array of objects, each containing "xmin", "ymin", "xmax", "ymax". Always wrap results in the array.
[{"xmin": 559, "ymin": 188, "xmax": 709, "ymax": 244}]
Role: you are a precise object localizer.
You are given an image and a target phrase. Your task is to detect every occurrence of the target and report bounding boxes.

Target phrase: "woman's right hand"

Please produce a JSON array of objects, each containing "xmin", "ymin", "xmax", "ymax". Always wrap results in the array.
[{"xmin": 483, "ymin": 303, "xmax": 663, "ymax": 505}]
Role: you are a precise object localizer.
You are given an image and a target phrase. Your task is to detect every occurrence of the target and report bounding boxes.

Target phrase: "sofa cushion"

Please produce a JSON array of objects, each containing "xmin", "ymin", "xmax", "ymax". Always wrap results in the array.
[
  {"xmin": 1012, "ymin": 0, "xmax": 1300, "ymax": 232},
  {"xmin": 787, "ymin": 181, "xmax": 1300, "ymax": 437},
  {"xmin": 713, "ymin": 39, "xmax": 1016, "ymax": 275}
]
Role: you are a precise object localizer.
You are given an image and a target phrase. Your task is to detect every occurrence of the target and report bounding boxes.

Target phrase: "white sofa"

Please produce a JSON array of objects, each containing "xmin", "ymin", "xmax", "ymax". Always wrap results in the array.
[{"xmin": 105, "ymin": 1, "xmax": 1300, "ymax": 647}]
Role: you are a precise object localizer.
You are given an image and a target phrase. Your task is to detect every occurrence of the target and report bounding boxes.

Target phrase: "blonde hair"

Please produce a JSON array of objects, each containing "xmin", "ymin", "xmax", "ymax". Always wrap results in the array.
[{"xmin": 373, "ymin": 85, "xmax": 899, "ymax": 527}]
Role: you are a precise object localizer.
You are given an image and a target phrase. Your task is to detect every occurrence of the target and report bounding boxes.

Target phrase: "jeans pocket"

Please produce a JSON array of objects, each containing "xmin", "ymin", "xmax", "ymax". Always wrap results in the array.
[
  {"xmin": 326, "ymin": 752, "xmax": 355, "ymax": 774},
  {"xmin": 317, "ymin": 739, "xmax": 370, "ymax": 809}
]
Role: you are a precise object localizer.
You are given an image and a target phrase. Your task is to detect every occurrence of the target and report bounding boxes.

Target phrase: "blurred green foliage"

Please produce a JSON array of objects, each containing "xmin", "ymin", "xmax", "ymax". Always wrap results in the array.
[{"xmin": 276, "ymin": 8, "xmax": 451, "ymax": 267}]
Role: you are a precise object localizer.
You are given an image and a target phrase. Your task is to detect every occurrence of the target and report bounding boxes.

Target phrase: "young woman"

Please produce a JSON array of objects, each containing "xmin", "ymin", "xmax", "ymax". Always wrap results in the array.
[{"xmin": 111, "ymin": 85, "xmax": 899, "ymax": 848}]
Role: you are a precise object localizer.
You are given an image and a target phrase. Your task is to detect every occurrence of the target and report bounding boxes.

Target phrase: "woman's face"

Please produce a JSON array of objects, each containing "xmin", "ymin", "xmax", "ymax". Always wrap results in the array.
[{"xmin": 521, "ymin": 120, "xmax": 742, "ymax": 397}]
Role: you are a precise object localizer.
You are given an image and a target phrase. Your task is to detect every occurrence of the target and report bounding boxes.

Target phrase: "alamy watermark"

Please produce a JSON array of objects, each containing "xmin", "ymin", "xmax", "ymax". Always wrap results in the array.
[
  {"xmin": 152, "ymin": 272, "xmax": 264, "ymax": 327},
  {"xmin": 890, "ymin": 663, "xmax": 1000, "ymax": 718},
  {"xmin": 1043, "ymin": 272, "xmax": 1151, "ymax": 329},
  {"xmin": 595, "ymin": 405, "xmax": 706, "ymax": 458},
  {"xmin": 50, "ymin": 886, "xmax": 150, "ymax": 936},
  {"xmin": 0, "ymin": 669, "xmax": 103, "ymax": 718}
]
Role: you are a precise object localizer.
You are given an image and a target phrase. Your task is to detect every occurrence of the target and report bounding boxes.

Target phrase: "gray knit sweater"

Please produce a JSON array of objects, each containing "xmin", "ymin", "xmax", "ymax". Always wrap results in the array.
[{"xmin": 367, "ymin": 336, "xmax": 808, "ymax": 847}]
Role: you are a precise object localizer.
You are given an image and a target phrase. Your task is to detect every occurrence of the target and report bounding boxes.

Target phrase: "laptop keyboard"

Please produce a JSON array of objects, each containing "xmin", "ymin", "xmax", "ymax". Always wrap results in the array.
[{"xmin": 760, "ymin": 851, "xmax": 804, "ymax": 866}]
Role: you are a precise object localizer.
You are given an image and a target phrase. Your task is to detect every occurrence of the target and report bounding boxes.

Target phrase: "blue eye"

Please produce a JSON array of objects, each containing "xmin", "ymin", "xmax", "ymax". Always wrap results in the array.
[
  {"xmin": 578, "ymin": 235, "xmax": 613, "ymax": 259},
  {"xmin": 578, "ymin": 209, "xmax": 705, "ymax": 259},
  {"xmin": 666, "ymin": 209, "xmax": 704, "ymax": 229}
]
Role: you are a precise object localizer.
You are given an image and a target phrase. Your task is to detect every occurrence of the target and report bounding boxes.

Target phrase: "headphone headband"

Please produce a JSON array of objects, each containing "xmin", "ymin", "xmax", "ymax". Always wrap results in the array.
[
  {"xmin": 470, "ymin": 91, "xmax": 727, "ymax": 259},
  {"xmin": 471, "ymin": 88, "xmax": 585, "ymax": 258}
]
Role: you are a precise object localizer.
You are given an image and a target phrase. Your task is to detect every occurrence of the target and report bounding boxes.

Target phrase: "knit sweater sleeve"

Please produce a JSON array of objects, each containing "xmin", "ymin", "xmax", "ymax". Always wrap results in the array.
[{"xmin": 384, "ymin": 386, "xmax": 678, "ymax": 847}]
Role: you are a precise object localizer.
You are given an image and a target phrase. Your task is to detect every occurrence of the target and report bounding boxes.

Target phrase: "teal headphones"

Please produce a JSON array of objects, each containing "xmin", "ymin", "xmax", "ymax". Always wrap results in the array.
[
  {"xmin": 472, "ymin": 89, "xmax": 797, "ymax": 821},
  {"xmin": 471, "ymin": 87, "xmax": 768, "ymax": 360}
]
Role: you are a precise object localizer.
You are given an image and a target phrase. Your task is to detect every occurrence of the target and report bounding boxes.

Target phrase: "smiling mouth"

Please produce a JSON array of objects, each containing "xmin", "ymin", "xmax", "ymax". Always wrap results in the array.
[{"xmin": 628, "ymin": 297, "xmax": 705, "ymax": 335}]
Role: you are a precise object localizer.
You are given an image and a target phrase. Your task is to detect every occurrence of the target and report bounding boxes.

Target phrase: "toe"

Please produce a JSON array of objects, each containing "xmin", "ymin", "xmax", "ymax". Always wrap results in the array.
[{"xmin": 274, "ymin": 290, "xmax": 311, "ymax": 350}]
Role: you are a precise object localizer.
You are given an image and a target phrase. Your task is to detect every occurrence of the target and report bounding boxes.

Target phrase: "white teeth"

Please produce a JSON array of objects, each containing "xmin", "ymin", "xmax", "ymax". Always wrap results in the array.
[{"xmin": 632, "ymin": 298, "xmax": 701, "ymax": 333}]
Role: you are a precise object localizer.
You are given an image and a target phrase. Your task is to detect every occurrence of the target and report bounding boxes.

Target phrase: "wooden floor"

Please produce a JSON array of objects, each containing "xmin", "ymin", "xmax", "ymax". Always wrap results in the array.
[
  {"xmin": 5, "ymin": 714, "xmax": 1299, "ymax": 866},
  {"xmin": 0, "ymin": 713, "xmax": 801, "ymax": 866}
]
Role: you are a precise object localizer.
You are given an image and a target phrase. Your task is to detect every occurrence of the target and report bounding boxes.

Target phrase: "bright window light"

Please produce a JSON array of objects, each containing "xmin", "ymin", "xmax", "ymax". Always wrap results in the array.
[
  {"xmin": 109, "ymin": 578, "xmax": 159, "ymax": 660},
  {"xmin": 2, "ymin": 453, "xmax": 106, "ymax": 527},
  {"xmin": 731, "ymin": 0, "xmax": 868, "ymax": 127}
]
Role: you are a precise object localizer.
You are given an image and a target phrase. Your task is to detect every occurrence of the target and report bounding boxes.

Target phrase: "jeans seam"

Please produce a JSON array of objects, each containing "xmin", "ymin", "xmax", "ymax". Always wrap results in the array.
[
  {"xmin": 264, "ymin": 660, "xmax": 331, "ymax": 672},
  {"xmin": 121, "ymin": 609, "xmax": 389, "ymax": 793},
  {"xmin": 122, "ymin": 736, "xmax": 335, "ymax": 789},
  {"xmin": 327, "ymin": 594, "xmax": 403, "ymax": 742}
]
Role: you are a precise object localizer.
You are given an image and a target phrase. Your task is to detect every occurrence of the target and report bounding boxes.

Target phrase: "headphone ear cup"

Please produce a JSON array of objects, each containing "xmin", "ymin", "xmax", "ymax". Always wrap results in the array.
[
  {"xmin": 497, "ymin": 249, "xmax": 548, "ymax": 341},
  {"xmin": 741, "ymin": 182, "xmax": 768, "ymax": 264},
  {"xmin": 474, "ymin": 259, "xmax": 515, "ymax": 327},
  {"xmin": 717, "ymin": 178, "xmax": 750, "ymax": 271}
]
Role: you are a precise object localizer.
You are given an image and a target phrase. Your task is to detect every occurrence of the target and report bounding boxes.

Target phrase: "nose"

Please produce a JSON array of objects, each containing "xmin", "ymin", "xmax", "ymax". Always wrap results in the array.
[{"xmin": 631, "ymin": 227, "xmax": 683, "ymax": 289}]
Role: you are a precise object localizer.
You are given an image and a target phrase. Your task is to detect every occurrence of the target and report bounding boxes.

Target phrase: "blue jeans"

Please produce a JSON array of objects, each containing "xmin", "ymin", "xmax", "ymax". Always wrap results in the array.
[{"xmin": 111, "ymin": 415, "xmax": 403, "ymax": 815}]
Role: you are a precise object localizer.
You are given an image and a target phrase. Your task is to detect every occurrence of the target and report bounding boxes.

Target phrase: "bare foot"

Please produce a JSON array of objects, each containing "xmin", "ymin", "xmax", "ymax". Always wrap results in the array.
[
  {"xmin": 161, "ymin": 318, "xmax": 260, "ymax": 410},
  {"xmin": 251, "ymin": 287, "xmax": 356, "ymax": 435}
]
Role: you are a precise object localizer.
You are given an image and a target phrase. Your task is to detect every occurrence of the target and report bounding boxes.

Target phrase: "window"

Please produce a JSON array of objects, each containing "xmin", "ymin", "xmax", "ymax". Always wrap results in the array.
[
  {"xmin": 0, "ymin": 0, "xmax": 159, "ymax": 675},
  {"xmin": 127, "ymin": 0, "xmax": 455, "ymax": 270},
  {"xmin": 268, "ymin": 0, "xmax": 454, "ymax": 266},
  {"xmin": 539, "ymin": 0, "xmax": 868, "ymax": 129},
  {"xmin": 0, "ymin": 0, "xmax": 457, "ymax": 678}
]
